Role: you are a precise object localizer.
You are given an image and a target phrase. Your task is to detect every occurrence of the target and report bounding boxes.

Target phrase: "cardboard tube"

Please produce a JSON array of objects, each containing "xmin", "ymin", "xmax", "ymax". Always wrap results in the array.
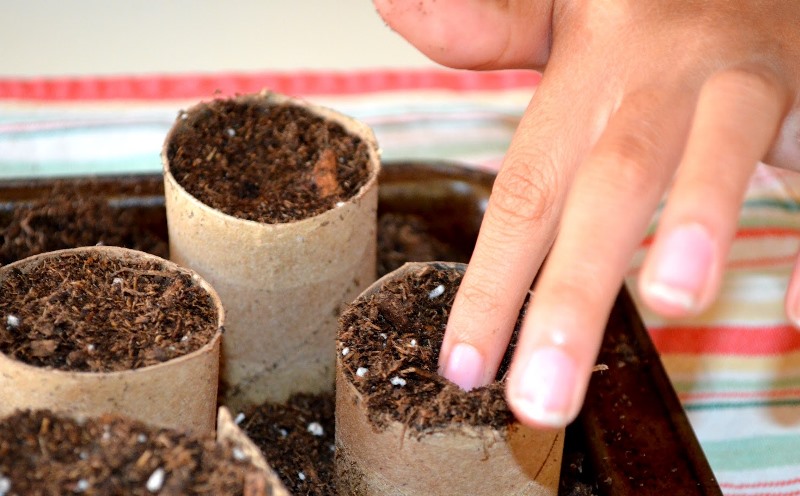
[
  {"xmin": 217, "ymin": 406, "xmax": 291, "ymax": 496},
  {"xmin": 335, "ymin": 262, "xmax": 563, "ymax": 495},
  {"xmin": 163, "ymin": 90, "xmax": 380, "ymax": 410},
  {"xmin": 0, "ymin": 246, "xmax": 222, "ymax": 434}
]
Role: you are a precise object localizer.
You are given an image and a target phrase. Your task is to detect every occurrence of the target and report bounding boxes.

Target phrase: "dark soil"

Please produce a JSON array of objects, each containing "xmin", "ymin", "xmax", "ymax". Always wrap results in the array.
[
  {"xmin": 0, "ymin": 189, "xmax": 168, "ymax": 266},
  {"xmin": 376, "ymin": 213, "xmax": 463, "ymax": 277},
  {"xmin": 241, "ymin": 393, "xmax": 335, "ymax": 496},
  {"xmin": 166, "ymin": 98, "xmax": 371, "ymax": 224},
  {"xmin": 338, "ymin": 264, "xmax": 520, "ymax": 433},
  {"xmin": 0, "ymin": 409, "xmax": 263, "ymax": 496},
  {"xmin": 0, "ymin": 251, "xmax": 218, "ymax": 372}
]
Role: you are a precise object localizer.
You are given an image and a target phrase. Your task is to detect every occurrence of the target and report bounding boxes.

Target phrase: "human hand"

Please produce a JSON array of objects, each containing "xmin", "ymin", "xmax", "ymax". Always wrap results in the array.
[{"xmin": 375, "ymin": 0, "xmax": 800, "ymax": 427}]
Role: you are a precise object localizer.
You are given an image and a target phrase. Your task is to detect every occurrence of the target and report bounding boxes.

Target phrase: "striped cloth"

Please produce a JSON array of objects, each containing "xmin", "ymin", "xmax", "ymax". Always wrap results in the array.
[{"xmin": 2, "ymin": 70, "xmax": 799, "ymax": 493}]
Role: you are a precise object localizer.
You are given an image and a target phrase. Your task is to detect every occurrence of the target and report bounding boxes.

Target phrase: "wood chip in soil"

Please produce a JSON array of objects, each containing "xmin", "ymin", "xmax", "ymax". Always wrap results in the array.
[
  {"xmin": 338, "ymin": 264, "xmax": 522, "ymax": 434},
  {"xmin": 0, "ymin": 188, "xmax": 168, "ymax": 266},
  {"xmin": 0, "ymin": 251, "xmax": 218, "ymax": 372},
  {"xmin": 167, "ymin": 98, "xmax": 371, "ymax": 224},
  {"xmin": 241, "ymin": 392, "xmax": 335, "ymax": 496},
  {"xmin": 0, "ymin": 409, "xmax": 263, "ymax": 496}
]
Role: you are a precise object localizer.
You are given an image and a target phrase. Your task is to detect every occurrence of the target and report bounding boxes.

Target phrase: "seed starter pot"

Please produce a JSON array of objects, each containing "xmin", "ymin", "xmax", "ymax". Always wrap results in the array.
[
  {"xmin": 0, "ymin": 406, "xmax": 289, "ymax": 495},
  {"xmin": 163, "ymin": 90, "xmax": 380, "ymax": 410},
  {"xmin": 0, "ymin": 246, "xmax": 223, "ymax": 433},
  {"xmin": 336, "ymin": 262, "xmax": 564, "ymax": 496}
]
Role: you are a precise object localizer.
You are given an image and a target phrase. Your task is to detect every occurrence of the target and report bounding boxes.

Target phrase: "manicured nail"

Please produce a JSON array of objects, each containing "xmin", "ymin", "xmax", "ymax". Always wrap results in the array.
[
  {"xmin": 645, "ymin": 223, "xmax": 713, "ymax": 311},
  {"xmin": 511, "ymin": 346, "xmax": 577, "ymax": 427},
  {"xmin": 441, "ymin": 342, "xmax": 485, "ymax": 391}
]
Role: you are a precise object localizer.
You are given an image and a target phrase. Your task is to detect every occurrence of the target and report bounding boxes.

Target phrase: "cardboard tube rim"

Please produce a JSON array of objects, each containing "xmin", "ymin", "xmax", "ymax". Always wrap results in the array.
[
  {"xmin": 161, "ymin": 89, "xmax": 381, "ymax": 230},
  {"xmin": 216, "ymin": 406, "xmax": 291, "ymax": 496},
  {"xmin": 0, "ymin": 245, "xmax": 224, "ymax": 378}
]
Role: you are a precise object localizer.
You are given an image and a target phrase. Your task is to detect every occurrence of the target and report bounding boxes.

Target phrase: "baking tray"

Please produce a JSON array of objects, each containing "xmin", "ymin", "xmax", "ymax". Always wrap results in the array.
[{"xmin": 0, "ymin": 161, "xmax": 721, "ymax": 495}]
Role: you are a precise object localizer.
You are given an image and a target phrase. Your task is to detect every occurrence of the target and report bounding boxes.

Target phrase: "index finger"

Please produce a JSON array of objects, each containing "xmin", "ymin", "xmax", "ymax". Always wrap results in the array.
[{"xmin": 438, "ymin": 79, "xmax": 597, "ymax": 390}]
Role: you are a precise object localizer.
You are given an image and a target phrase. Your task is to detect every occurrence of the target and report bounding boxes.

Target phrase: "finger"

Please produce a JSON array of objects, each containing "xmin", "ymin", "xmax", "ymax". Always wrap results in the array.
[
  {"xmin": 640, "ymin": 66, "xmax": 791, "ymax": 317},
  {"xmin": 506, "ymin": 88, "xmax": 694, "ymax": 427},
  {"xmin": 438, "ymin": 76, "xmax": 604, "ymax": 391},
  {"xmin": 372, "ymin": 0, "xmax": 551, "ymax": 69}
]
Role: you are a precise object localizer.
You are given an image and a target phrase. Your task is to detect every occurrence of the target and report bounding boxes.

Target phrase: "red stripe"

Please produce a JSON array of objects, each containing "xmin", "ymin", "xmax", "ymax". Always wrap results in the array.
[
  {"xmin": 0, "ymin": 69, "xmax": 541, "ymax": 101},
  {"xmin": 641, "ymin": 227, "xmax": 800, "ymax": 247},
  {"xmin": 680, "ymin": 389, "xmax": 800, "ymax": 401},
  {"xmin": 720, "ymin": 490, "xmax": 800, "ymax": 496},
  {"xmin": 650, "ymin": 324, "xmax": 800, "ymax": 355},
  {"xmin": 722, "ymin": 478, "xmax": 800, "ymax": 489}
]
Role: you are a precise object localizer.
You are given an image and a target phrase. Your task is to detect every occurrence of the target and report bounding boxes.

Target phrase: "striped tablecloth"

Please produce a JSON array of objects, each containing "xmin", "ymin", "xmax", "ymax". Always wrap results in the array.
[{"xmin": 2, "ymin": 70, "xmax": 799, "ymax": 493}]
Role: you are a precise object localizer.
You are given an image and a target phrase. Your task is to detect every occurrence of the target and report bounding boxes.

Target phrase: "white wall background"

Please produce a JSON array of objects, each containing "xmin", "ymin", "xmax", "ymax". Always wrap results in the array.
[{"xmin": 0, "ymin": 0, "xmax": 436, "ymax": 76}]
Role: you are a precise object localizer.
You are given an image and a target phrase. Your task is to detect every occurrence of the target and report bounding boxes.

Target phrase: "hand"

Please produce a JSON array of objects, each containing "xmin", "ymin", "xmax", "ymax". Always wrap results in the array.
[{"xmin": 375, "ymin": 0, "xmax": 800, "ymax": 428}]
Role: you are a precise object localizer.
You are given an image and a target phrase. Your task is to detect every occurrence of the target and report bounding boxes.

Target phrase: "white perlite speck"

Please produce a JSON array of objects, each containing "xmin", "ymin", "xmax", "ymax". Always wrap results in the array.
[
  {"xmin": 232, "ymin": 447, "xmax": 247, "ymax": 461},
  {"xmin": 75, "ymin": 479, "xmax": 89, "ymax": 492},
  {"xmin": 226, "ymin": 128, "xmax": 236, "ymax": 137},
  {"xmin": 112, "ymin": 277, "xmax": 123, "ymax": 285},
  {"xmin": 341, "ymin": 347, "xmax": 350, "ymax": 356},
  {"xmin": 307, "ymin": 422, "xmax": 324, "ymax": 437},
  {"xmin": 409, "ymin": 339, "xmax": 417, "ymax": 347},
  {"xmin": 137, "ymin": 434, "xmax": 147, "ymax": 443},
  {"xmin": 234, "ymin": 412, "xmax": 246, "ymax": 425},
  {"xmin": 428, "ymin": 284, "xmax": 445, "ymax": 299},
  {"xmin": 146, "ymin": 468, "xmax": 166, "ymax": 493},
  {"xmin": 335, "ymin": 201, "xmax": 346, "ymax": 208},
  {"xmin": 298, "ymin": 472, "xmax": 306, "ymax": 481},
  {"xmin": 279, "ymin": 428, "xmax": 288, "ymax": 437},
  {"xmin": 390, "ymin": 376, "xmax": 407, "ymax": 387},
  {"xmin": 6, "ymin": 315, "xmax": 19, "ymax": 329},
  {"xmin": 356, "ymin": 367, "xmax": 368, "ymax": 377},
  {"xmin": 0, "ymin": 476, "xmax": 11, "ymax": 496}
]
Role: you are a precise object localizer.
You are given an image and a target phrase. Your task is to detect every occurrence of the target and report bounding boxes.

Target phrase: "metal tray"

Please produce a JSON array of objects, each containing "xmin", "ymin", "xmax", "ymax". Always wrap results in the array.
[{"xmin": 0, "ymin": 161, "xmax": 721, "ymax": 495}]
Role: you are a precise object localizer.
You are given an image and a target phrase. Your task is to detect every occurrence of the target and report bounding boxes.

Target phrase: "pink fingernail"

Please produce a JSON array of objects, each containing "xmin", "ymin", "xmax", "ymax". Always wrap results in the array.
[
  {"xmin": 646, "ymin": 223, "xmax": 713, "ymax": 311},
  {"xmin": 511, "ymin": 346, "xmax": 577, "ymax": 427},
  {"xmin": 441, "ymin": 342, "xmax": 485, "ymax": 391}
]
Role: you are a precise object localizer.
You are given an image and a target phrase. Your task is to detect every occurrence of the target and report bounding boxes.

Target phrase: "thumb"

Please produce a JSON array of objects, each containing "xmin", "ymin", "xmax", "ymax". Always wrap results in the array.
[{"xmin": 373, "ymin": 0, "xmax": 552, "ymax": 70}]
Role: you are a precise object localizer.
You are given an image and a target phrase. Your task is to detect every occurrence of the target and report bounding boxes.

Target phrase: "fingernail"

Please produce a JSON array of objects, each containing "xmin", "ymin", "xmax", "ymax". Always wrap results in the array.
[
  {"xmin": 645, "ymin": 223, "xmax": 714, "ymax": 311},
  {"xmin": 441, "ymin": 342, "xmax": 485, "ymax": 391},
  {"xmin": 511, "ymin": 346, "xmax": 577, "ymax": 427}
]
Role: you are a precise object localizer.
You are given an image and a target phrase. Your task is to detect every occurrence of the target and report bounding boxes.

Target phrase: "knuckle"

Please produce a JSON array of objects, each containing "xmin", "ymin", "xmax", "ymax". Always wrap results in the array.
[
  {"xmin": 489, "ymin": 155, "xmax": 560, "ymax": 227},
  {"xmin": 455, "ymin": 282, "xmax": 503, "ymax": 319},
  {"xmin": 595, "ymin": 132, "xmax": 662, "ymax": 194},
  {"xmin": 706, "ymin": 66, "xmax": 786, "ymax": 104}
]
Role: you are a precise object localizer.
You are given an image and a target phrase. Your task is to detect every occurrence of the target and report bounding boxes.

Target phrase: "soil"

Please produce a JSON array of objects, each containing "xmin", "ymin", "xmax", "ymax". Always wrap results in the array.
[
  {"xmin": 241, "ymin": 393, "xmax": 335, "ymax": 496},
  {"xmin": 0, "ymin": 251, "xmax": 218, "ymax": 372},
  {"xmin": 166, "ymin": 98, "xmax": 371, "ymax": 224},
  {"xmin": 0, "ymin": 409, "xmax": 263, "ymax": 496},
  {"xmin": 376, "ymin": 213, "xmax": 463, "ymax": 277},
  {"xmin": 0, "ymin": 188, "xmax": 168, "ymax": 266},
  {"xmin": 338, "ymin": 264, "xmax": 520, "ymax": 433}
]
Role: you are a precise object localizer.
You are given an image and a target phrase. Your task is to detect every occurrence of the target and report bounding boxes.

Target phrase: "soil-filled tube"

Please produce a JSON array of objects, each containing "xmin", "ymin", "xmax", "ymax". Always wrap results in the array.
[
  {"xmin": 336, "ymin": 262, "xmax": 563, "ymax": 495},
  {"xmin": 163, "ymin": 90, "xmax": 380, "ymax": 410},
  {"xmin": 0, "ymin": 246, "xmax": 223, "ymax": 433}
]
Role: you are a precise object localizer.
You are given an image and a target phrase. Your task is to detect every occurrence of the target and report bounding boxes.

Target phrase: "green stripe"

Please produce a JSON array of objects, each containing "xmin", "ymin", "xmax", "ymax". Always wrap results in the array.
[
  {"xmin": 685, "ymin": 398, "xmax": 800, "ymax": 410},
  {"xmin": 0, "ymin": 155, "xmax": 161, "ymax": 179},
  {"xmin": 381, "ymin": 141, "xmax": 510, "ymax": 161},
  {"xmin": 0, "ymin": 125, "xmax": 169, "ymax": 140},
  {"xmin": 702, "ymin": 435, "xmax": 800, "ymax": 471},
  {"xmin": 743, "ymin": 197, "xmax": 800, "ymax": 212}
]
